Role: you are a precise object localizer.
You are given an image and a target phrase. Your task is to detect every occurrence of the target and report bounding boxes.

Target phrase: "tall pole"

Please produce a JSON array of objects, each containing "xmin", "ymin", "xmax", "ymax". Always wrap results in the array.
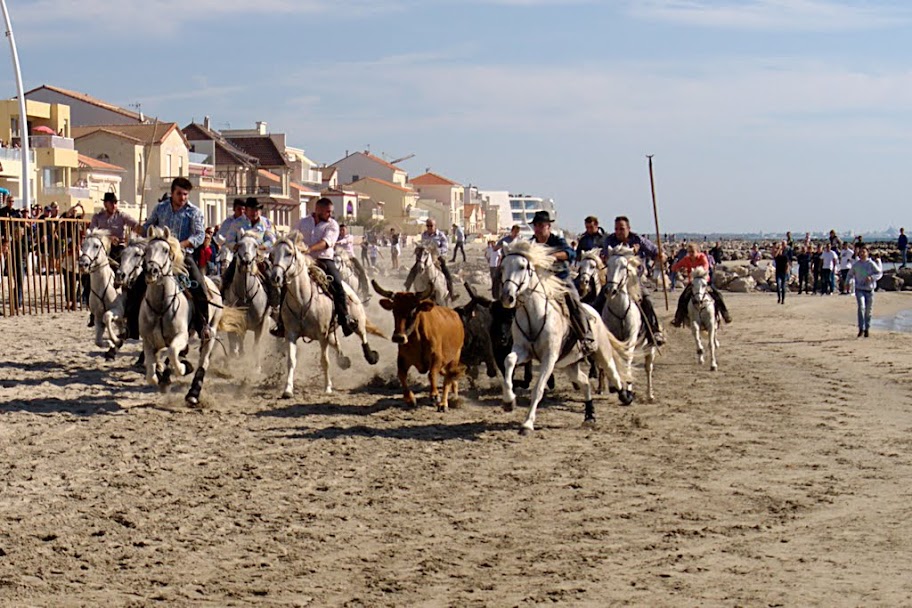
[
  {"xmin": 647, "ymin": 155, "xmax": 669, "ymax": 311},
  {"xmin": 1, "ymin": 0, "xmax": 30, "ymax": 210}
]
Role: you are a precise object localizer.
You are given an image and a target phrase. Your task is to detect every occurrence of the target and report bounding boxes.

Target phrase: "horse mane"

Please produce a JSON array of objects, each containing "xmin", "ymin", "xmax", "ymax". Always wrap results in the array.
[
  {"xmin": 276, "ymin": 231, "xmax": 314, "ymax": 268},
  {"xmin": 692, "ymin": 267, "xmax": 709, "ymax": 280},
  {"xmin": 126, "ymin": 235, "xmax": 148, "ymax": 249},
  {"xmin": 147, "ymin": 226, "xmax": 187, "ymax": 275},
  {"xmin": 503, "ymin": 240, "xmax": 571, "ymax": 301},
  {"xmin": 579, "ymin": 248, "xmax": 602, "ymax": 263},
  {"xmin": 85, "ymin": 228, "xmax": 112, "ymax": 253},
  {"xmin": 417, "ymin": 241, "xmax": 439, "ymax": 260}
]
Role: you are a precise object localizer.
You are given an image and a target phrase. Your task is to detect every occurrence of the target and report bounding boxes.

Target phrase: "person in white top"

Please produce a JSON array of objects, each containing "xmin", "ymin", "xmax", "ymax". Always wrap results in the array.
[
  {"xmin": 275, "ymin": 197, "xmax": 356, "ymax": 337},
  {"xmin": 335, "ymin": 223, "xmax": 371, "ymax": 302},
  {"xmin": 838, "ymin": 242, "xmax": 855, "ymax": 294},
  {"xmin": 847, "ymin": 243, "xmax": 883, "ymax": 337},
  {"xmin": 820, "ymin": 243, "xmax": 839, "ymax": 295},
  {"xmin": 485, "ymin": 239, "xmax": 502, "ymax": 299}
]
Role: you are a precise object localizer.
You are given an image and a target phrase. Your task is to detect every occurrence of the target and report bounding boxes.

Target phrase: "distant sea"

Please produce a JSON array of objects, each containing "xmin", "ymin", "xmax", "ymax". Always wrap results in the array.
[{"xmin": 872, "ymin": 309, "xmax": 912, "ymax": 333}]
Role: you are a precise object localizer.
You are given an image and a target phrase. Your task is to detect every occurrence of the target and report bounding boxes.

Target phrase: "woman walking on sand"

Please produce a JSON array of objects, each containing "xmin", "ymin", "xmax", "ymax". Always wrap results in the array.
[
  {"xmin": 774, "ymin": 242, "xmax": 790, "ymax": 304},
  {"xmin": 847, "ymin": 243, "xmax": 883, "ymax": 338}
]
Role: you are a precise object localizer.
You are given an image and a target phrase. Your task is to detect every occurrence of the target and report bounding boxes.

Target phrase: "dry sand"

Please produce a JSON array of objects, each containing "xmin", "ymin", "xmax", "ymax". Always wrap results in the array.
[{"xmin": 2, "ymin": 286, "xmax": 912, "ymax": 607}]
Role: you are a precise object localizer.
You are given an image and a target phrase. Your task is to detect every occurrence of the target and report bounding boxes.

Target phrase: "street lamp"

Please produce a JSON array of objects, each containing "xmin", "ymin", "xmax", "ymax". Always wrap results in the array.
[{"xmin": 0, "ymin": 0, "xmax": 30, "ymax": 210}]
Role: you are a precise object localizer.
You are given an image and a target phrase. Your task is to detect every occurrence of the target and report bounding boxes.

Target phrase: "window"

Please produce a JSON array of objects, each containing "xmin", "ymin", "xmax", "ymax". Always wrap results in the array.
[
  {"xmin": 97, "ymin": 153, "xmax": 110, "ymax": 163},
  {"xmin": 166, "ymin": 153, "xmax": 172, "ymax": 177},
  {"xmin": 352, "ymin": 174, "xmax": 360, "ymax": 183},
  {"xmin": 178, "ymin": 156, "xmax": 183, "ymax": 177}
]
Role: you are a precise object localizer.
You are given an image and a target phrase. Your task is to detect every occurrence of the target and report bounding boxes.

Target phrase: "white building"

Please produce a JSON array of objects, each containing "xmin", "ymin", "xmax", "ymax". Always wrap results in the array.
[{"xmin": 477, "ymin": 190, "xmax": 511, "ymax": 230}]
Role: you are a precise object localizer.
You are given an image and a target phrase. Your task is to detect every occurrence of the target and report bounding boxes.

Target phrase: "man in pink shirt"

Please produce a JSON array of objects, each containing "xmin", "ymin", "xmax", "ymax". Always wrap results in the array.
[
  {"xmin": 282, "ymin": 197, "xmax": 356, "ymax": 337},
  {"xmin": 670, "ymin": 242, "xmax": 732, "ymax": 327}
]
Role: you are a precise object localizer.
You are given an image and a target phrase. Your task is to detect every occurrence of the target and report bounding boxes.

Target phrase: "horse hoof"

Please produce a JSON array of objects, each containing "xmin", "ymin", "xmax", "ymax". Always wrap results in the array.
[
  {"xmin": 181, "ymin": 360, "xmax": 194, "ymax": 375},
  {"xmin": 437, "ymin": 405, "xmax": 446, "ymax": 413},
  {"xmin": 338, "ymin": 356, "xmax": 352, "ymax": 370},
  {"xmin": 281, "ymin": 390, "xmax": 293, "ymax": 399},
  {"xmin": 583, "ymin": 416, "xmax": 596, "ymax": 426},
  {"xmin": 519, "ymin": 426, "xmax": 533, "ymax": 436},
  {"xmin": 502, "ymin": 400, "xmax": 515, "ymax": 412},
  {"xmin": 618, "ymin": 389, "xmax": 635, "ymax": 406},
  {"xmin": 104, "ymin": 349, "xmax": 116, "ymax": 362},
  {"xmin": 711, "ymin": 365, "xmax": 718, "ymax": 372},
  {"xmin": 185, "ymin": 394, "xmax": 200, "ymax": 406},
  {"xmin": 608, "ymin": 385, "xmax": 618, "ymax": 394}
]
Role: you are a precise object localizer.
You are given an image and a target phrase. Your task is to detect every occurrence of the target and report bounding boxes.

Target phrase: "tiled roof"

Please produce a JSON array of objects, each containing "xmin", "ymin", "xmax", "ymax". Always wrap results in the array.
[
  {"xmin": 350, "ymin": 176, "xmax": 416, "ymax": 194},
  {"xmin": 330, "ymin": 151, "xmax": 405, "ymax": 173},
  {"xmin": 410, "ymin": 171, "xmax": 460, "ymax": 187},
  {"xmin": 225, "ymin": 136, "xmax": 289, "ymax": 167},
  {"xmin": 74, "ymin": 123, "xmax": 186, "ymax": 146},
  {"xmin": 77, "ymin": 153, "xmax": 126, "ymax": 172},
  {"xmin": 258, "ymin": 169, "xmax": 280, "ymax": 183},
  {"xmin": 320, "ymin": 167, "xmax": 337, "ymax": 181},
  {"xmin": 24, "ymin": 85, "xmax": 144, "ymax": 121}
]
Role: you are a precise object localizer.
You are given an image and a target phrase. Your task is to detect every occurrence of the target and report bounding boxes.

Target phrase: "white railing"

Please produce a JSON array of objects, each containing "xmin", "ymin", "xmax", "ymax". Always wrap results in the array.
[
  {"xmin": 30, "ymin": 135, "xmax": 75, "ymax": 150},
  {"xmin": 0, "ymin": 147, "xmax": 35, "ymax": 162},
  {"xmin": 43, "ymin": 185, "xmax": 90, "ymax": 199}
]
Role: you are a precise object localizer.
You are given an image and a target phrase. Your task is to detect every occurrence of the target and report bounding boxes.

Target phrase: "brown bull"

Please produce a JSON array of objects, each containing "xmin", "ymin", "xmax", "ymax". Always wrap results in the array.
[{"xmin": 372, "ymin": 280, "xmax": 465, "ymax": 411}]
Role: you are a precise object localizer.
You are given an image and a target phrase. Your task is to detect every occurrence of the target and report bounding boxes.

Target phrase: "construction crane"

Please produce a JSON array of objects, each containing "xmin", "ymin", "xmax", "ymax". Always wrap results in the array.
[{"xmin": 388, "ymin": 153, "xmax": 415, "ymax": 165}]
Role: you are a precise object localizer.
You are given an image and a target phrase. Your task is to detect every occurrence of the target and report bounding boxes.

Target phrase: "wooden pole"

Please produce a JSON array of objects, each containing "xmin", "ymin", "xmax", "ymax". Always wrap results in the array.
[{"xmin": 647, "ymin": 155, "xmax": 669, "ymax": 311}]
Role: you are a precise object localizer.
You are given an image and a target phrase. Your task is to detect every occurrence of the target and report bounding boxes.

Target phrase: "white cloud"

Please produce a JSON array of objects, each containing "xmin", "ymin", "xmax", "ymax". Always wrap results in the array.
[{"xmin": 628, "ymin": 0, "xmax": 910, "ymax": 31}]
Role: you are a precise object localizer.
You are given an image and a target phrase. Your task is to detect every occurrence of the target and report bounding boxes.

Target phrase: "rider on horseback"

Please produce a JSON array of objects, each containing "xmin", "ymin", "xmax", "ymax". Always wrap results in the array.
[
  {"xmin": 529, "ymin": 210, "xmax": 596, "ymax": 356},
  {"xmin": 126, "ymin": 178, "xmax": 211, "ymax": 340},
  {"xmin": 404, "ymin": 218, "xmax": 455, "ymax": 300},
  {"xmin": 220, "ymin": 197, "xmax": 281, "ymax": 309},
  {"xmin": 670, "ymin": 242, "xmax": 732, "ymax": 327},
  {"xmin": 274, "ymin": 197, "xmax": 357, "ymax": 338},
  {"xmin": 597, "ymin": 216, "xmax": 667, "ymax": 346},
  {"xmin": 84, "ymin": 192, "xmax": 138, "ymax": 327},
  {"xmin": 335, "ymin": 223, "xmax": 372, "ymax": 303}
]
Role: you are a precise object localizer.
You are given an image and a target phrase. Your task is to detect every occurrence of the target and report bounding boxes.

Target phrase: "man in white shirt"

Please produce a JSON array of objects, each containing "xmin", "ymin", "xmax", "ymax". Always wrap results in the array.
[
  {"xmin": 820, "ymin": 243, "xmax": 839, "ymax": 295},
  {"xmin": 287, "ymin": 197, "xmax": 356, "ymax": 337},
  {"xmin": 838, "ymin": 242, "xmax": 855, "ymax": 295},
  {"xmin": 485, "ymin": 239, "xmax": 502, "ymax": 299},
  {"xmin": 216, "ymin": 198, "xmax": 246, "ymax": 246},
  {"xmin": 451, "ymin": 223, "xmax": 466, "ymax": 262}
]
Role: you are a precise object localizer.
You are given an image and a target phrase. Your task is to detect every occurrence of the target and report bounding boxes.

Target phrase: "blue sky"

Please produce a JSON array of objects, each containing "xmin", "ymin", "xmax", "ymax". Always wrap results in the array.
[{"xmin": 5, "ymin": 0, "xmax": 912, "ymax": 234}]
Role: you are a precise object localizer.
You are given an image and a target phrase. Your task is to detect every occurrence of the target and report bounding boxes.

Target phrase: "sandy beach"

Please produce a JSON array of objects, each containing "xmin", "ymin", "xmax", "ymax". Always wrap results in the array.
[{"xmin": 2, "ymin": 285, "xmax": 912, "ymax": 606}]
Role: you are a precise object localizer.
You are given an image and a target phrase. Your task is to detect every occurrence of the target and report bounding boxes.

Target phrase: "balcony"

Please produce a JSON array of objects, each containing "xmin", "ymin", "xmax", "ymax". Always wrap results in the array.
[
  {"xmin": 43, "ymin": 185, "xmax": 91, "ymax": 199},
  {"xmin": 162, "ymin": 175, "xmax": 225, "ymax": 190},
  {"xmin": 230, "ymin": 185, "xmax": 285, "ymax": 196},
  {"xmin": 0, "ymin": 147, "xmax": 35, "ymax": 163},
  {"xmin": 30, "ymin": 135, "xmax": 75, "ymax": 150}
]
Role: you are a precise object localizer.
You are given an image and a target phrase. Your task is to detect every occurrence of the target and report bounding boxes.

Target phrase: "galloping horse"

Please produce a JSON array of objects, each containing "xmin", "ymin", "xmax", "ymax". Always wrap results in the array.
[
  {"xmin": 577, "ymin": 249, "xmax": 606, "ymax": 303},
  {"xmin": 687, "ymin": 267, "xmax": 720, "ymax": 371},
  {"xmin": 140, "ymin": 226, "xmax": 245, "ymax": 405},
  {"xmin": 269, "ymin": 232, "xmax": 381, "ymax": 398},
  {"xmin": 499, "ymin": 241, "xmax": 630, "ymax": 434},
  {"xmin": 78, "ymin": 229, "xmax": 121, "ymax": 360},
  {"xmin": 224, "ymin": 231, "xmax": 271, "ymax": 368},
  {"xmin": 601, "ymin": 245, "xmax": 657, "ymax": 402},
  {"xmin": 409, "ymin": 243, "xmax": 449, "ymax": 306},
  {"xmin": 104, "ymin": 236, "xmax": 147, "ymax": 352}
]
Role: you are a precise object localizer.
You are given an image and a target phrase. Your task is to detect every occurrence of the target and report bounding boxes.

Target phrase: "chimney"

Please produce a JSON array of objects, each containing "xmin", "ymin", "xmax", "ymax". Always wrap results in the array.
[
  {"xmin": 203, "ymin": 115, "xmax": 211, "ymax": 130},
  {"xmin": 256, "ymin": 121, "xmax": 268, "ymax": 135}
]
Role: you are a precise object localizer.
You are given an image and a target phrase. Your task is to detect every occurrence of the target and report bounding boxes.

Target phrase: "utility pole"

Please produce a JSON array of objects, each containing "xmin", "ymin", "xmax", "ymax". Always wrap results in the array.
[{"xmin": 1, "ymin": 0, "xmax": 30, "ymax": 210}]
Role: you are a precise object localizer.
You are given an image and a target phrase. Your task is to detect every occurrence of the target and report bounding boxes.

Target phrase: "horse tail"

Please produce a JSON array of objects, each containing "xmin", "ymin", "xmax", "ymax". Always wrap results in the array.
[
  {"xmin": 364, "ymin": 318, "xmax": 387, "ymax": 339},
  {"xmin": 218, "ymin": 305, "xmax": 248, "ymax": 335},
  {"xmin": 595, "ymin": 324, "xmax": 633, "ymax": 384}
]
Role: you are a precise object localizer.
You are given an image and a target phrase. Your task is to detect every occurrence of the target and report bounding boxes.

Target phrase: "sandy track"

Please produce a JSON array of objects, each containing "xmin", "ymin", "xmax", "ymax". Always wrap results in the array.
[{"xmin": 2, "ymin": 291, "xmax": 912, "ymax": 606}]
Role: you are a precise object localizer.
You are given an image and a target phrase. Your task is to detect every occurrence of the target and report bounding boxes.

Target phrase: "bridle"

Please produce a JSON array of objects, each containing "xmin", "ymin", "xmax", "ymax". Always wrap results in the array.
[
  {"xmin": 234, "ymin": 237, "xmax": 263, "ymax": 304},
  {"xmin": 143, "ymin": 237, "xmax": 174, "ymax": 280},
  {"xmin": 271, "ymin": 240, "xmax": 302, "ymax": 284},
  {"xmin": 578, "ymin": 256, "xmax": 605, "ymax": 297},
  {"xmin": 502, "ymin": 252, "xmax": 549, "ymax": 347},
  {"xmin": 690, "ymin": 276, "xmax": 712, "ymax": 314},
  {"xmin": 78, "ymin": 236, "xmax": 109, "ymax": 273}
]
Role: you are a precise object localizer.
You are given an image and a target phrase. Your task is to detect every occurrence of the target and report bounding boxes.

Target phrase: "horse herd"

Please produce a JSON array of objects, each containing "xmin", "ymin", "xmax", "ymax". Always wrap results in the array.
[{"xmin": 77, "ymin": 229, "xmax": 722, "ymax": 433}]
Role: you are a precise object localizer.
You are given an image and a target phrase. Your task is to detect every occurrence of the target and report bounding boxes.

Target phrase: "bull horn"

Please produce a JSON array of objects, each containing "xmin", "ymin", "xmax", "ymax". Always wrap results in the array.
[
  {"xmin": 371, "ymin": 279, "xmax": 395, "ymax": 298},
  {"xmin": 416, "ymin": 285, "xmax": 434, "ymax": 301}
]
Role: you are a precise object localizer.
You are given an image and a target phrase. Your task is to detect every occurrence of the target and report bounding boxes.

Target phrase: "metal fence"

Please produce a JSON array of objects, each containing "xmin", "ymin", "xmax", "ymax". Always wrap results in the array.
[{"xmin": 0, "ymin": 217, "xmax": 90, "ymax": 317}]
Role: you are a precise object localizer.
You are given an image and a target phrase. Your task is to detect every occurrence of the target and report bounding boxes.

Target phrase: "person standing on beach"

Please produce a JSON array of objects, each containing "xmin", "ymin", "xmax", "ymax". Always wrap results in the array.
[
  {"xmin": 847, "ymin": 243, "xmax": 883, "ymax": 338},
  {"xmin": 811, "ymin": 243, "xmax": 823, "ymax": 294},
  {"xmin": 838, "ymin": 241, "xmax": 855, "ymax": 294},
  {"xmin": 773, "ymin": 243, "xmax": 790, "ymax": 304},
  {"xmin": 820, "ymin": 243, "xmax": 838, "ymax": 295},
  {"xmin": 451, "ymin": 223, "xmax": 466, "ymax": 263},
  {"xmin": 796, "ymin": 245, "xmax": 811, "ymax": 294},
  {"xmin": 898, "ymin": 228, "xmax": 908, "ymax": 269},
  {"xmin": 485, "ymin": 239, "xmax": 502, "ymax": 299}
]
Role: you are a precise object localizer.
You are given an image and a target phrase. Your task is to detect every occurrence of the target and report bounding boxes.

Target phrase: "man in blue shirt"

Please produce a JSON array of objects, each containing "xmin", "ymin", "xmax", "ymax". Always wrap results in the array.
[
  {"xmin": 529, "ymin": 210, "xmax": 595, "ymax": 356},
  {"xmin": 599, "ymin": 216, "xmax": 668, "ymax": 346},
  {"xmin": 404, "ymin": 218, "xmax": 454, "ymax": 299},
  {"xmin": 131, "ymin": 177, "xmax": 211, "ymax": 339}
]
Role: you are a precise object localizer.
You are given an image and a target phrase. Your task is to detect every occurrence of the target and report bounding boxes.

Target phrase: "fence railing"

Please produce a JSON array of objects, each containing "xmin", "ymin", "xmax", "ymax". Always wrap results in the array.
[{"xmin": 0, "ymin": 217, "xmax": 91, "ymax": 317}]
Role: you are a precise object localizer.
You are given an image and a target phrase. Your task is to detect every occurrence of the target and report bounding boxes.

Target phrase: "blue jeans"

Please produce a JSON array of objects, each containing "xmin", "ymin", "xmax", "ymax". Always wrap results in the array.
[
  {"xmin": 856, "ymin": 289, "xmax": 873, "ymax": 331},
  {"xmin": 776, "ymin": 274, "xmax": 788, "ymax": 302},
  {"xmin": 902, "ymin": 248, "xmax": 908, "ymax": 267}
]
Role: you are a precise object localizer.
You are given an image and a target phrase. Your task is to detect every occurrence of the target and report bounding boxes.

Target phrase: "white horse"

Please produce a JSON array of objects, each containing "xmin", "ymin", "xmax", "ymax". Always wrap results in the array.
[
  {"xmin": 335, "ymin": 248, "xmax": 361, "ymax": 296},
  {"xmin": 688, "ymin": 267, "xmax": 720, "ymax": 371},
  {"xmin": 577, "ymin": 249, "xmax": 606, "ymax": 302},
  {"xmin": 216, "ymin": 244, "xmax": 233, "ymax": 276},
  {"xmin": 269, "ymin": 233, "xmax": 382, "ymax": 398},
  {"xmin": 224, "ymin": 231, "xmax": 270, "ymax": 368},
  {"xmin": 602, "ymin": 245, "xmax": 657, "ymax": 402},
  {"xmin": 140, "ymin": 227, "xmax": 245, "ymax": 405},
  {"xmin": 499, "ymin": 241, "xmax": 631, "ymax": 434},
  {"xmin": 410, "ymin": 244, "xmax": 449, "ymax": 306},
  {"xmin": 104, "ymin": 236, "xmax": 147, "ymax": 352},
  {"xmin": 78, "ymin": 229, "xmax": 121, "ymax": 361}
]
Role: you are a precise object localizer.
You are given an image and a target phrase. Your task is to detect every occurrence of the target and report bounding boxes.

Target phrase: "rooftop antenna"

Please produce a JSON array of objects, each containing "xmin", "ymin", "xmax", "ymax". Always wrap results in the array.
[{"xmin": 128, "ymin": 102, "xmax": 145, "ymax": 123}]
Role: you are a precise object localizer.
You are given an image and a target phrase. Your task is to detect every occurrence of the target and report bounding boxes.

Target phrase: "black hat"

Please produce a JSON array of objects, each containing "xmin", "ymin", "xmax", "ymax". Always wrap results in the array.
[
  {"xmin": 244, "ymin": 197, "xmax": 263, "ymax": 209},
  {"xmin": 103, "ymin": 192, "xmax": 118, "ymax": 204},
  {"xmin": 531, "ymin": 210, "xmax": 555, "ymax": 225},
  {"xmin": 232, "ymin": 198, "xmax": 245, "ymax": 208}
]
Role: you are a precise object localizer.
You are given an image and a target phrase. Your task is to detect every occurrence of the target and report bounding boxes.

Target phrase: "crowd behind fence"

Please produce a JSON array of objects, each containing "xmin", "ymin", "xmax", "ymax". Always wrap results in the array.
[{"xmin": 0, "ymin": 217, "xmax": 91, "ymax": 317}]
